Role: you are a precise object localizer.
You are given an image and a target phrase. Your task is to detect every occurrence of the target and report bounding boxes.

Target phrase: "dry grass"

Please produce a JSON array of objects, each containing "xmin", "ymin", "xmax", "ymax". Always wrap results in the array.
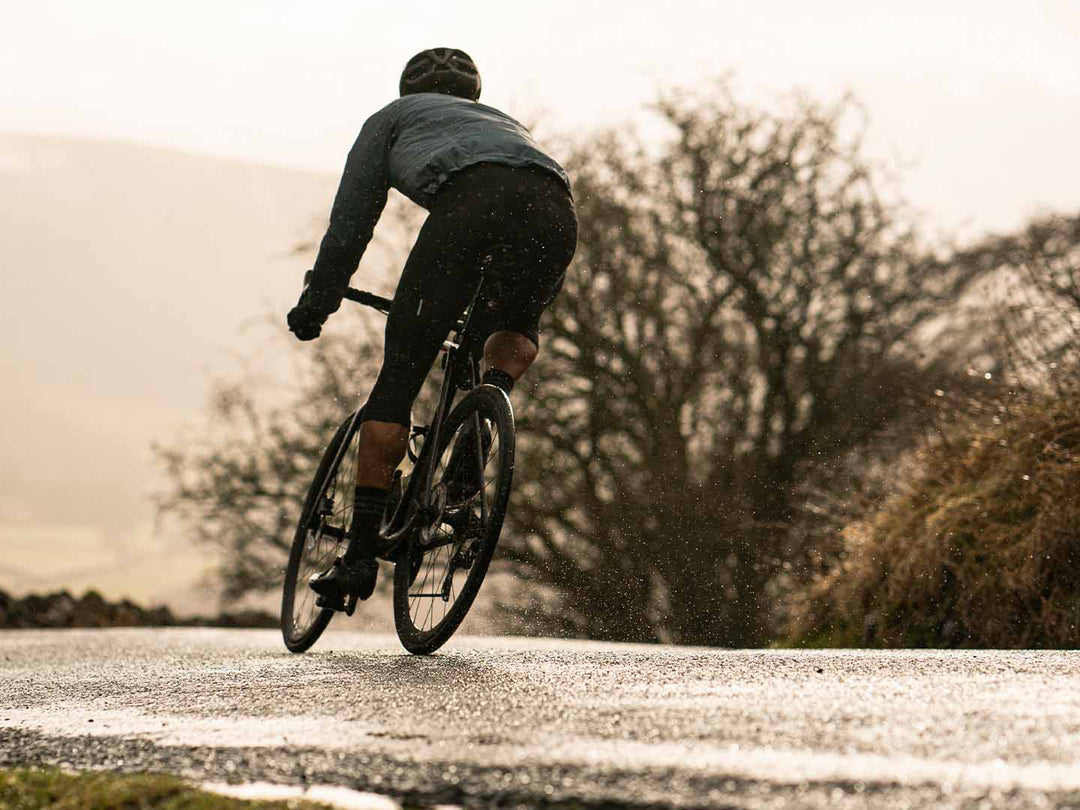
[{"xmin": 786, "ymin": 383, "xmax": 1080, "ymax": 648}]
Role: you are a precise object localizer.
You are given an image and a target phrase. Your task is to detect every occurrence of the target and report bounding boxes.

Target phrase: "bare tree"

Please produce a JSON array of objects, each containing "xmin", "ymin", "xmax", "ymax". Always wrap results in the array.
[
  {"xmin": 498, "ymin": 85, "xmax": 987, "ymax": 646},
  {"xmin": 983, "ymin": 213, "xmax": 1080, "ymax": 388}
]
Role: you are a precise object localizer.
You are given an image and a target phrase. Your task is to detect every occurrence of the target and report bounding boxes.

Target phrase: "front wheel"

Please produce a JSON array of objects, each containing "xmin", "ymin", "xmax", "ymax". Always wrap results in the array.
[
  {"xmin": 393, "ymin": 385, "xmax": 515, "ymax": 654},
  {"xmin": 281, "ymin": 410, "xmax": 364, "ymax": 653}
]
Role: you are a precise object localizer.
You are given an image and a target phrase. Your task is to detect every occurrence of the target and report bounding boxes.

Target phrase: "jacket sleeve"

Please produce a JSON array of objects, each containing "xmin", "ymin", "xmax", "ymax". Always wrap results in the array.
[{"xmin": 306, "ymin": 107, "xmax": 396, "ymax": 313}]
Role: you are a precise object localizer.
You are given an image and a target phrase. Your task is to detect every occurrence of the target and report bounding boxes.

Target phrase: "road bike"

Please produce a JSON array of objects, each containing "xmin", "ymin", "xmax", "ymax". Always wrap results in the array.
[{"xmin": 280, "ymin": 287, "xmax": 515, "ymax": 655}]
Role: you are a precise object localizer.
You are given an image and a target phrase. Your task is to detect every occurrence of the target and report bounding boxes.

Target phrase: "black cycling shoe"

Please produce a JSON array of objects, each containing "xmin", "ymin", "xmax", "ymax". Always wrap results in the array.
[
  {"xmin": 309, "ymin": 556, "xmax": 378, "ymax": 615},
  {"xmin": 444, "ymin": 420, "xmax": 492, "ymax": 503}
]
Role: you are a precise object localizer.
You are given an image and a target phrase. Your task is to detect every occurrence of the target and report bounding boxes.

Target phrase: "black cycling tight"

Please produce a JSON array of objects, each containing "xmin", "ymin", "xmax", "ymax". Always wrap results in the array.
[{"xmin": 363, "ymin": 163, "xmax": 577, "ymax": 426}]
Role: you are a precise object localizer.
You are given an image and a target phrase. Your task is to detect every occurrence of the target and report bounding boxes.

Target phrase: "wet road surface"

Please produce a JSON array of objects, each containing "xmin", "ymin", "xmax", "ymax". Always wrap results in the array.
[{"xmin": 2, "ymin": 629, "xmax": 1080, "ymax": 808}]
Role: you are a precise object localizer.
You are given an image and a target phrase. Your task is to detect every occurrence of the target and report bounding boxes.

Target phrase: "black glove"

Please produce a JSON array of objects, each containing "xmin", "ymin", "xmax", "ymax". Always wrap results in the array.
[
  {"xmin": 287, "ymin": 283, "xmax": 339, "ymax": 341},
  {"xmin": 287, "ymin": 302, "xmax": 327, "ymax": 341}
]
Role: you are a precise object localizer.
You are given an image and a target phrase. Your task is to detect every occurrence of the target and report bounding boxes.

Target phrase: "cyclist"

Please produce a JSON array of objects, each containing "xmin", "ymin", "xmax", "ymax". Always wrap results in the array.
[{"xmin": 287, "ymin": 48, "xmax": 578, "ymax": 611}]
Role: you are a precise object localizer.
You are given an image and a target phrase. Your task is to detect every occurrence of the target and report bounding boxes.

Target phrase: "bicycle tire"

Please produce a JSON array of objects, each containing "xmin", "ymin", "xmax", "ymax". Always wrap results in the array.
[
  {"xmin": 281, "ymin": 410, "xmax": 363, "ymax": 653},
  {"xmin": 393, "ymin": 385, "xmax": 514, "ymax": 654}
]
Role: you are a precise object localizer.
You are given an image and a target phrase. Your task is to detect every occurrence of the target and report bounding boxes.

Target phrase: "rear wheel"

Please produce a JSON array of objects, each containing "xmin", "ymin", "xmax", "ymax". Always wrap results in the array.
[
  {"xmin": 281, "ymin": 411, "xmax": 364, "ymax": 653},
  {"xmin": 393, "ymin": 385, "xmax": 514, "ymax": 654}
]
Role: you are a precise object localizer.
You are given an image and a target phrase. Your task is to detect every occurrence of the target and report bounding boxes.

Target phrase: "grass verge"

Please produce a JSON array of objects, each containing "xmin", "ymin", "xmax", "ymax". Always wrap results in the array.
[
  {"xmin": 0, "ymin": 768, "xmax": 333, "ymax": 810},
  {"xmin": 785, "ymin": 385, "xmax": 1080, "ymax": 648}
]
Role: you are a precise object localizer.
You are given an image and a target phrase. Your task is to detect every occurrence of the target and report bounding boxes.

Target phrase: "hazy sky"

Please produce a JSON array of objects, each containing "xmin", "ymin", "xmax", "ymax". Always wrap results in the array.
[
  {"xmin": 3, "ymin": 1, "xmax": 1080, "ymax": 612},
  {"xmin": 5, "ymin": 0, "xmax": 1080, "ymax": 236}
]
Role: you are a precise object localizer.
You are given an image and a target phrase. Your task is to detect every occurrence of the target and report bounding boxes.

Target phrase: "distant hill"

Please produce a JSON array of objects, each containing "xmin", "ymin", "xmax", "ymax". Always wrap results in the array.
[{"xmin": 0, "ymin": 134, "xmax": 406, "ymax": 614}]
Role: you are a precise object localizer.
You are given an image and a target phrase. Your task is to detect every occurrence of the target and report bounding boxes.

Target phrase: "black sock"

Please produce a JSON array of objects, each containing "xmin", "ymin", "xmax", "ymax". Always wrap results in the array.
[
  {"xmin": 343, "ymin": 486, "xmax": 388, "ymax": 563},
  {"xmin": 482, "ymin": 368, "xmax": 515, "ymax": 394}
]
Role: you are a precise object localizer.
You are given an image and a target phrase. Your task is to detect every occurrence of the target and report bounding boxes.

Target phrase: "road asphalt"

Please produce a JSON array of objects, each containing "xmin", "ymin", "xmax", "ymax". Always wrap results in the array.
[{"xmin": 2, "ymin": 629, "xmax": 1079, "ymax": 809}]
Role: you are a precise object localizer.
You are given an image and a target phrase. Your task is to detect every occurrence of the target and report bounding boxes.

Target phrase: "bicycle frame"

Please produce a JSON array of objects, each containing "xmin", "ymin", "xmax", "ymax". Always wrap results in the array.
[{"xmin": 331, "ymin": 287, "xmax": 485, "ymax": 557}]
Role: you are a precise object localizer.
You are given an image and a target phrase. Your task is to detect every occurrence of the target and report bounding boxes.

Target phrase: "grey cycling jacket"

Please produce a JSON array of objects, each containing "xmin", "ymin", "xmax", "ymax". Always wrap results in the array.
[{"xmin": 308, "ymin": 93, "xmax": 571, "ymax": 301}]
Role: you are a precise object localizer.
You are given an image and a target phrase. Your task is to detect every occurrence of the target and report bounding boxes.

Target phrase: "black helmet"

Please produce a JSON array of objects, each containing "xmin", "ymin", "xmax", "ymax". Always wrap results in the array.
[{"xmin": 399, "ymin": 48, "xmax": 481, "ymax": 101}]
